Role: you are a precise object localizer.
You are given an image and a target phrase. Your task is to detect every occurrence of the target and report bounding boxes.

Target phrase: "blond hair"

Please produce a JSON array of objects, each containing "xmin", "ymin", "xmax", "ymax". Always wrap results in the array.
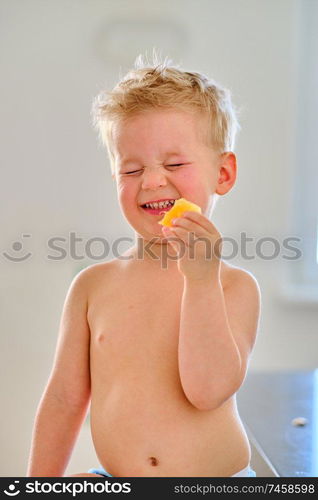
[{"xmin": 91, "ymin": 55, "xmax": 240, "ymax": 173}]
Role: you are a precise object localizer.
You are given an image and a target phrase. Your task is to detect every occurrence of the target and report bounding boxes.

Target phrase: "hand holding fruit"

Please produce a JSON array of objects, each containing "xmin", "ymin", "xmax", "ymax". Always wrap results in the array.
[{"xmin": 159, "ymin": 198, "xmax": 222, "ymax": 281}]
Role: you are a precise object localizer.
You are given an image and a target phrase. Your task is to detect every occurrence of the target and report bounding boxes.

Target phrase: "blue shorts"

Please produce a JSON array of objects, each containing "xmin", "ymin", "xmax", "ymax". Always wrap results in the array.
[{"xmin": 88, "ymin": 464, "xmax": 257, "ymax": 477}]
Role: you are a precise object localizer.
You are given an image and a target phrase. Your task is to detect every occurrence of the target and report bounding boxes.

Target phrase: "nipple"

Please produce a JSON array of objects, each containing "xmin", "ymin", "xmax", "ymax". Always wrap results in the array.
[{"xmin": 148, "ymin": 456, "xmax": 159, "ymax": 467}]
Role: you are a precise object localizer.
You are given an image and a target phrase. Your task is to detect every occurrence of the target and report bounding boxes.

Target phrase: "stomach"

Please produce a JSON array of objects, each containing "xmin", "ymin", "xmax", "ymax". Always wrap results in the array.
[{"xmin": 89, "ymin": 379, "xmax": 251, "ymax": 477}]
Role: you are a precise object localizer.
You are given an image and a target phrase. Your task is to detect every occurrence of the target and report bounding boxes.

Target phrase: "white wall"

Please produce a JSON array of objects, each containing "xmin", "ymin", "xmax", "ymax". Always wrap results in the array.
[{"xmin": 1, "ymin": 0, "xmax": 317, "ymax": 476}]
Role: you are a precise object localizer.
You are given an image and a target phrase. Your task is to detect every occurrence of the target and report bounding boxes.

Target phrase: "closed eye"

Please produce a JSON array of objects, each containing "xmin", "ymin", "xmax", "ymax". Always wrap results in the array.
[
  {"xmin": 123, "ymin": 169, "xmax": 143, "ymax": 175},
  {"xmin": 123, "ymin": 164, "xmax": 185, "ymax": 175}
]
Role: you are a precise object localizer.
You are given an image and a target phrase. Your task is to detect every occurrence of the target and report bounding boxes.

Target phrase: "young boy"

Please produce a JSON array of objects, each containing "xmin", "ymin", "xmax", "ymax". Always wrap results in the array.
[{"xmin": 27, "ymin": 57, "xmax": 260, "ymax": 477}]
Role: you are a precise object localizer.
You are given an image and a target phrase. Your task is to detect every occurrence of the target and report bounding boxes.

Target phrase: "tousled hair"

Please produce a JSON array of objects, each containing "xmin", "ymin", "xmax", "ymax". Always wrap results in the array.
[{"xmin": 91, "ymin": 53, "xmax": 240, "ymax": 173}]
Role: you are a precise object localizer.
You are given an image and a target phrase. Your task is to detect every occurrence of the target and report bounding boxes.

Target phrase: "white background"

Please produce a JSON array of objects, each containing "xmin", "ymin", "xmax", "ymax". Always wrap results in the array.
[{"xmin": 0, "ymin": 0, "xmax": 317, "ymax": 476}]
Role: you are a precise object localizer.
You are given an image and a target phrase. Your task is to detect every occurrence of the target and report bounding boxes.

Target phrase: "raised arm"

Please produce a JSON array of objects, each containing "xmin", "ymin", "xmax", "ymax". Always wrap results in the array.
[
  {"xmin": 27, "ymin": 269, "xmax": 92, "ymax": 476},
  {"xmin": 162, "ymin": 210, "xmax": 261, "ymax": 411},
  {"xmin": 178, "ymin": 268, "xmax": 261, "ymax": 411}
]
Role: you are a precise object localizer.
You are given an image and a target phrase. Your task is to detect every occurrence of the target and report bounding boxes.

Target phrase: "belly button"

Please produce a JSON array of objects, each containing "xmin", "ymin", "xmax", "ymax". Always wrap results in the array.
[{"xmin": 148, "ymin": 456, "xmax": 159, "ymax": 467}]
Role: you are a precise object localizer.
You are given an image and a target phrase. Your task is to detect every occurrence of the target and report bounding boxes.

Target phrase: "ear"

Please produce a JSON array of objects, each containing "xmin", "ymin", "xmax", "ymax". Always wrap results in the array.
[{"xmin": 215, "ymin": 152, "xmax": 237, "ymax": 195}]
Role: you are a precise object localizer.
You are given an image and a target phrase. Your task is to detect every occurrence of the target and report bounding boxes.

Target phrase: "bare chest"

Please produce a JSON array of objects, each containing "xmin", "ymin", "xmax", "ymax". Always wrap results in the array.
[{"xmin": 87, "ymin": 270, "xmax": 184, "ymax": 376}]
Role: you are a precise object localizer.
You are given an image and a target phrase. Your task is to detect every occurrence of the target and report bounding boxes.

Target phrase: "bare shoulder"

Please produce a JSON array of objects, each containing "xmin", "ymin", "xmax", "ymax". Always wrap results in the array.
[
  {"xmin": 221, "ymin": 261, "xmax": 261, "ymax": 323},
  {"xmin": 73, "ymin": 259, "xmax": 119, "ymax": 290},
  {"xmin": 220, "ymin": 261, "xmax": 261, "ymax": 356},
  {"xmin": 221, "ymin": 261, "xmax": 261, "ymax": 296}
]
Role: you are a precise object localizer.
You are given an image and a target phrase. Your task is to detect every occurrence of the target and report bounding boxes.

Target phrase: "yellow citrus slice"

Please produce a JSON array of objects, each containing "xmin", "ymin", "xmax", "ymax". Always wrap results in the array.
[{"xmin": 158, "ymin": 198, "xmax": 201, "ymax": 227}]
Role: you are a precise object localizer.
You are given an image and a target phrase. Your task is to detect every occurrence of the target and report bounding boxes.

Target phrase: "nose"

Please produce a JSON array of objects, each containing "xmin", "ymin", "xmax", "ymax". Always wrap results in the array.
[{"xmin": 141, "ymin": 165, "xmax": 168, "ymax": 190}]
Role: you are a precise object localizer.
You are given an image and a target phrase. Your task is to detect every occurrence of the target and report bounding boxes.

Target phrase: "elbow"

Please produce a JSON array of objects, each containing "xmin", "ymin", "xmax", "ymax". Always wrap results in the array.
[
  {"xmin": 191, "ymin": 396, "xmax": 231, "ymax": 411},
  {"xmin": 43, "ymin": 384, "xmax": 91, "ymax": 414},
  {"xmin": 189, "ymin": 399, "xmax": 219, "ymax": 411},
  {"xmin": 184, "ymin": 381, "xmax": 241, "ymax": 411},
  {"xmin": 180, "ymin": 360, "xmax": 244, "ymax": 411},
  {"xmin": 184, "ymin": 388, "xmax": 225, "ymax": 411}
]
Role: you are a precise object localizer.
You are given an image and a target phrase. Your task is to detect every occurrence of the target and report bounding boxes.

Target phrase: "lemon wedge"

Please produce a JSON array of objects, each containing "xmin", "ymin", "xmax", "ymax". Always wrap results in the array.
[{"xmin": 158, "ymin": 198, "xmax": 201, "ymax": 227}]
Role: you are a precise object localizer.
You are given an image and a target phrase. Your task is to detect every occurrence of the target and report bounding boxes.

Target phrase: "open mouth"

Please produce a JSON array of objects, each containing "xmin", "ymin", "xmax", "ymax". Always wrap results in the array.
[{"xmin": 141, "ymin": 199, "xmax": 176, "ymax": 215}]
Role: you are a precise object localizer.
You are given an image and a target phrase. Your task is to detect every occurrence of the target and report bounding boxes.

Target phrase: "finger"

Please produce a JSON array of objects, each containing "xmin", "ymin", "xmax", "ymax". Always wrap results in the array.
[
  {"xmin": 166, "ymin": 225, "xmax": 196, "ymax": 248},
  {"xmin": 171, "ymin": 217, "xmax": 209, "ymax": 238},
  {"xmin": 180, "ymin": 211, "xmax": 219, "ymax": 235}
]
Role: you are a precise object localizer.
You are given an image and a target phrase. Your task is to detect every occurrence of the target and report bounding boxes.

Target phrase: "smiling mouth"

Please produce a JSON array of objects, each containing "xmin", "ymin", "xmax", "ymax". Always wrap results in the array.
[
  {"xmin": 141, "ymin": 199, "xmax": 177, "ymax": 216},
  {"xmin": 140, "ymin": 199, "xmax": 176, "ymax": 212}
]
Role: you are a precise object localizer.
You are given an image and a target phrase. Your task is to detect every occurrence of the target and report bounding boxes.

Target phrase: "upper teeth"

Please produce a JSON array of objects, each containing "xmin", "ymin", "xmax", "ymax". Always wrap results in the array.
[{"xmin": 145, "ymin": 200, "xmax": 175, "ymax": 209}]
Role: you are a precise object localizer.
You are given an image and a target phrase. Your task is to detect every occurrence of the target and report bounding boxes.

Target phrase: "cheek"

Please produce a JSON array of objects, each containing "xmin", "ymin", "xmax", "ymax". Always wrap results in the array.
[
  {"xmin": 178, "ymin": 170, "xmax": 207, "ymax": 198},
  {"xmin": 117, "ymin": 180, "xmax": 134, "ymax": 204},
  {"xmin": 116, "ymin": 181, "xmax": 141, "ymax": 222}
]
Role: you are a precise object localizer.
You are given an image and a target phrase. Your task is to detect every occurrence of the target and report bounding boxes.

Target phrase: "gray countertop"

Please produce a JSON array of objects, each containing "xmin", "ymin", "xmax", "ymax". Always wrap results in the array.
[{"xmin": 236, "ymin": 369, "xmax": 318, "ymax": 477}]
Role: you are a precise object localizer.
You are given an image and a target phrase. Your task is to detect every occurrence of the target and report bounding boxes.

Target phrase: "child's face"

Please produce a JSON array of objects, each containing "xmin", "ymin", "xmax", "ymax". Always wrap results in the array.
[{"xmin": 112, "ymin": 108, "xmax": 227, "ymax": 242}]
